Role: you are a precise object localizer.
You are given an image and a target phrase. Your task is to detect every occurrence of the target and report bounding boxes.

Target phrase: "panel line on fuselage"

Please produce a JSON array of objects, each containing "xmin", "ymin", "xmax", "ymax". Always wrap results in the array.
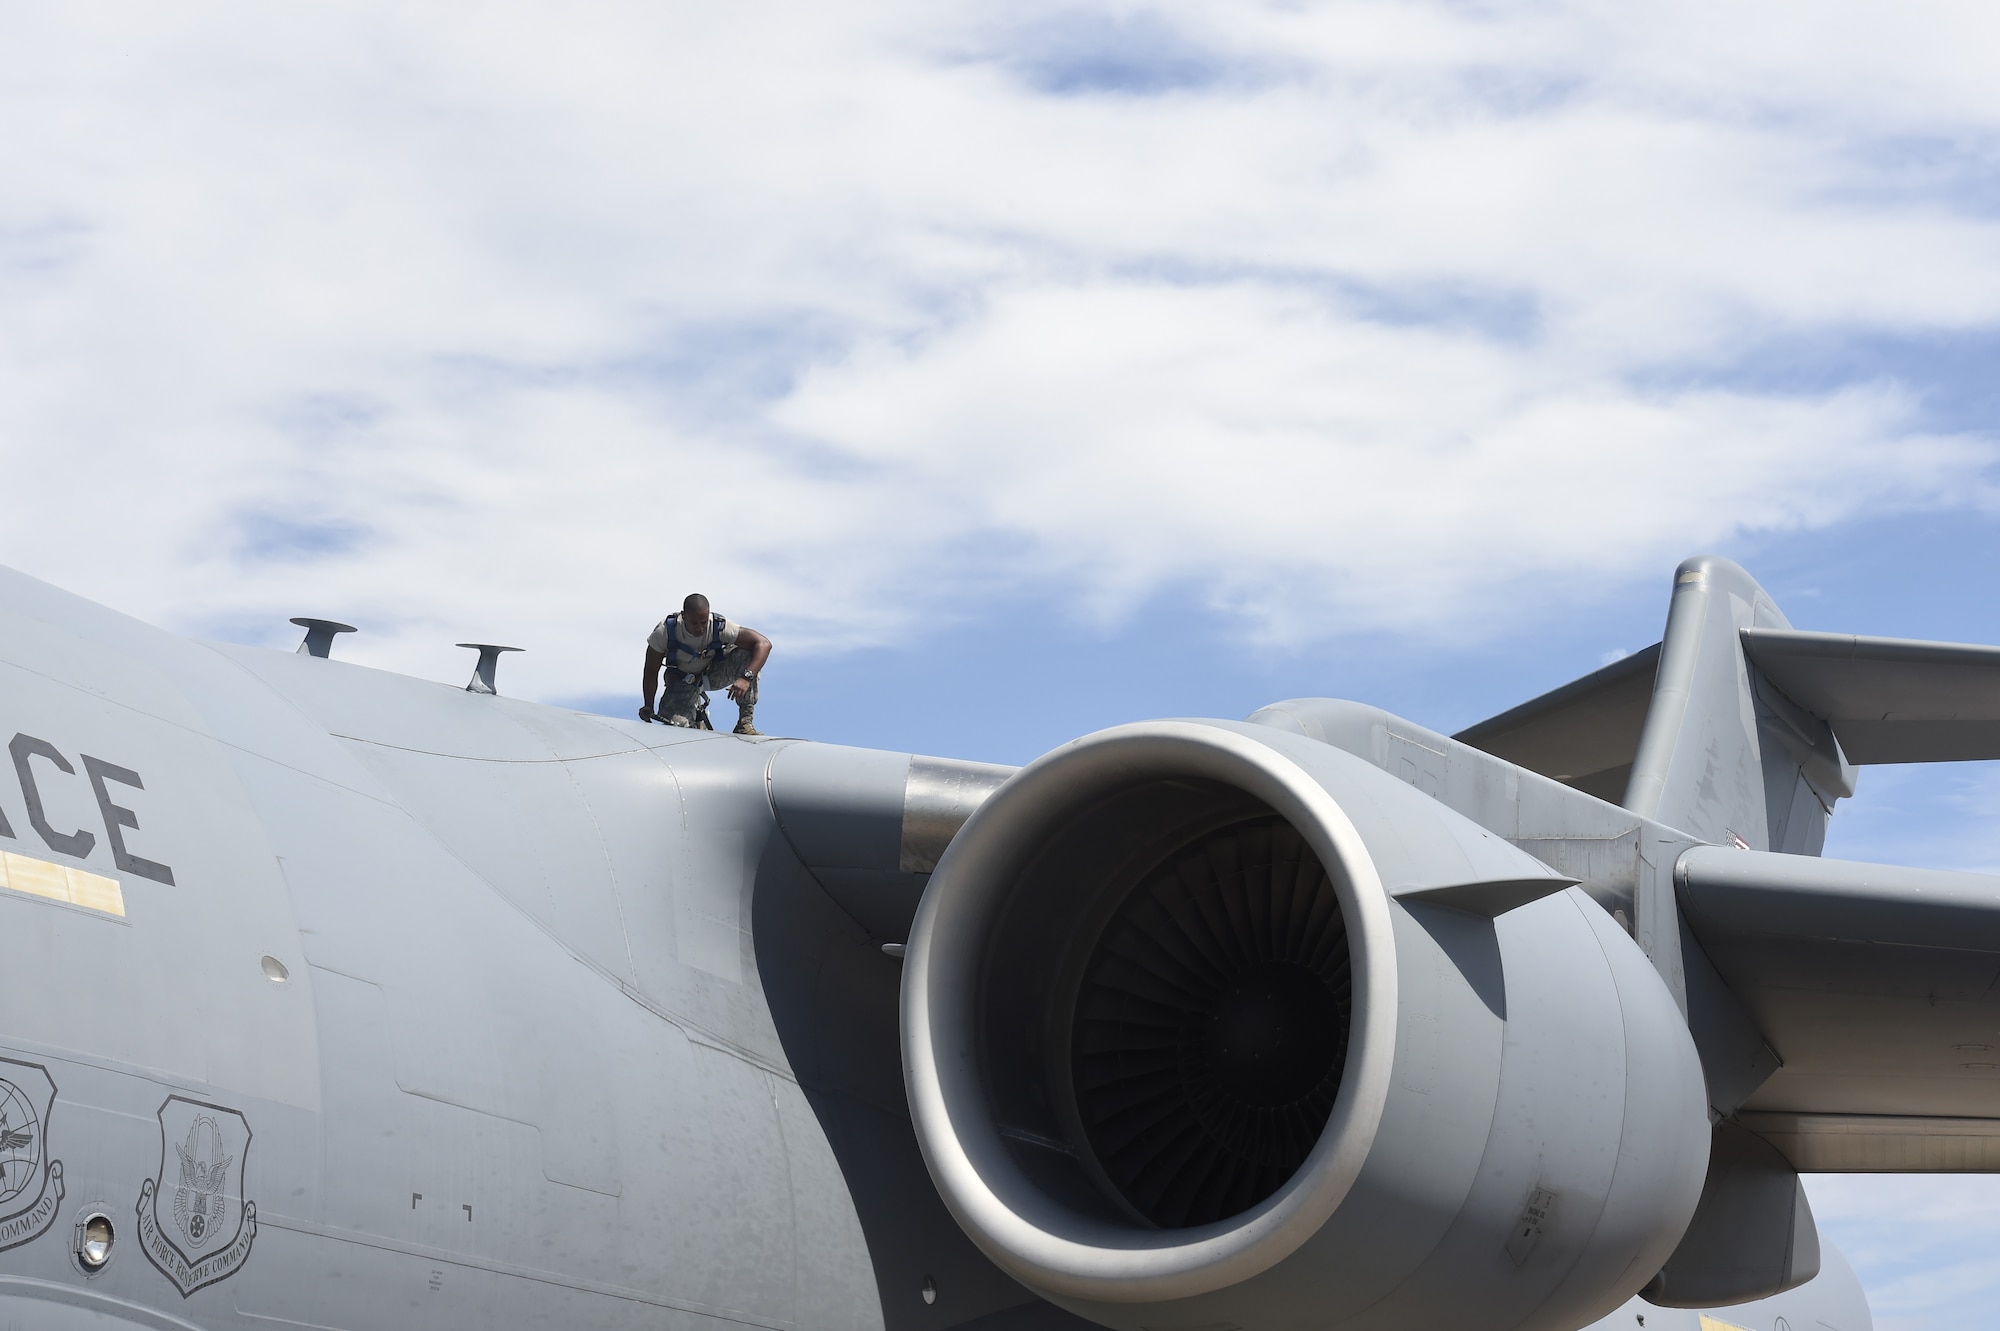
[
  {"xmin": 316, "ymin": 733, "xmax": 800, "ymax": 1084},
  {"xmin": 247, "ymin": 1211, "xmax": 805, "ymax": 1330},
  {"xmin": 328, "ymin": 731, "xmax": 653, "ymax": 764}
]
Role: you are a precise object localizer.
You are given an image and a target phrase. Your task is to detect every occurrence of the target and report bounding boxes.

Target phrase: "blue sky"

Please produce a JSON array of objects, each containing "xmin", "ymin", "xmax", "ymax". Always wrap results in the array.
[
  {"xmin": 4, "ymin": 3, "xmax": 2000, "ymax": 1326},
  {"xmin": 727, "ymin": 506, "xmax": 2000, "ymax": 773}
]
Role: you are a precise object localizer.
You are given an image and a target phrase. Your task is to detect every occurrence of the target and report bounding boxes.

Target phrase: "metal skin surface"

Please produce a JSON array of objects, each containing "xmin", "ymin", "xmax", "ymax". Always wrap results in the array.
[
  {"xmin": 0, "ymin": 551, "xmax": 1933, "ymax": 1331},
  {"xmin": 1578, "ymin": 1243, "xmax": 1871, "ymax": 1331},
  {"xmin": 0, "ymin": 565, "xmax": 879, "ymax": 1330}
]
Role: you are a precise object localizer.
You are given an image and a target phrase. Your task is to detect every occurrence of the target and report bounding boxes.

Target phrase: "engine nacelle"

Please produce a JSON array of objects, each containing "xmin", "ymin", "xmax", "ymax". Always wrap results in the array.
[{"xmin": 902, "ymin": 720, "xmax": 1709, "ymax": 1331}]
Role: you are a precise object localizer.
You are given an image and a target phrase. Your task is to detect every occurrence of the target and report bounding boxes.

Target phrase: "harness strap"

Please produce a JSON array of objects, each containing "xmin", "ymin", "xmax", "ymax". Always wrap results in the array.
[{"xmin": 664, "ymin": 612, "xmax": 728, "ymax": 684}]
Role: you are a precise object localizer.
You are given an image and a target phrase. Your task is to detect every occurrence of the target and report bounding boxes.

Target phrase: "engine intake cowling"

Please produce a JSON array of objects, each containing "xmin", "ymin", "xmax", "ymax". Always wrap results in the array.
[{"xmin": 901, "ymin": 720, "xmax": 1708, "ymax": 1331}]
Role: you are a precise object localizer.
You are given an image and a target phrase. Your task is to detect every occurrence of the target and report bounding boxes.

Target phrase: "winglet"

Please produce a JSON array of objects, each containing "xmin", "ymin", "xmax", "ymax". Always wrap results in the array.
[{"xmin": 456, "ymin": 643, "xmax": 523, "ymax": 695}]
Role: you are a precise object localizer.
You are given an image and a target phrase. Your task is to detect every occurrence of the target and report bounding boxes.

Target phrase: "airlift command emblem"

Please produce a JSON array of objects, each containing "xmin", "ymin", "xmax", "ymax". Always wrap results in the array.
[
  {"xmin": 0, "ymin": 1058, "xmax": 63, "ymax": 1251},
  {"xmin": 136, "ymin": 1095, "xmax": 256, "ymax": 1296}
]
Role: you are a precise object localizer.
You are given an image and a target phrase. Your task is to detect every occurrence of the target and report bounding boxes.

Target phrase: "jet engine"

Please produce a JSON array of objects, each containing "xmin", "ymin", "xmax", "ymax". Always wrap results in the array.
[{"xmin": 901, "ymin": 720, "xmax": 1710, "ymax": 1331}]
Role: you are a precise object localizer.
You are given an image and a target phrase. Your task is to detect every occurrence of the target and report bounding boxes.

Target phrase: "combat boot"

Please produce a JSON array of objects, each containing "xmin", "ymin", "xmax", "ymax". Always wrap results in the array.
[{"xmin": 733, "ymin": 705, "xmax": 761, "ymax": 737}]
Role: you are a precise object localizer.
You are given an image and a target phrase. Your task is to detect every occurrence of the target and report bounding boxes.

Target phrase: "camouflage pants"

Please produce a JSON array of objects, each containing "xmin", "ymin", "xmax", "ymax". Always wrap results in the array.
[{"xmin": 659, "ymin": 647, "xmax": 759, "ymax": 728}]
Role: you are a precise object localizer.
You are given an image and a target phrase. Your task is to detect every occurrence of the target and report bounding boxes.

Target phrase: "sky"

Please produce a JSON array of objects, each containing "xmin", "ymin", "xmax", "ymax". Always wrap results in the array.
[{"xmin": 3, "ymin": 2, "xmax": 2000, "ymax": 1326}]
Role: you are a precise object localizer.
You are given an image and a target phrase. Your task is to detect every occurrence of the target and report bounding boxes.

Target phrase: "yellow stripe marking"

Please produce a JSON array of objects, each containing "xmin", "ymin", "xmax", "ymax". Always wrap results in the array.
[
  {"xmin": 0, "ymin": 850, "xmax": 126, "ymax": 917},
  {"xmin": 1699, "ymin": 1317, "xmax": 1754, "ymax": 1331}
]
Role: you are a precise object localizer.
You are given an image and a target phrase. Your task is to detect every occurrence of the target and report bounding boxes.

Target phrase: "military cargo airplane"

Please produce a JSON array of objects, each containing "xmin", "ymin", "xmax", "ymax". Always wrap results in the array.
[{"xmin": 4, "ymin": 551, "xmax": 1995, "ymax": 1330}]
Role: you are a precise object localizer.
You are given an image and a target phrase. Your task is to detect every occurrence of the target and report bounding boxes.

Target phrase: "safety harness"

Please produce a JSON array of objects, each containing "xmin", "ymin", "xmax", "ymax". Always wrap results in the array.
[{"xmin": 663, "ymin": 613, "xmax": 730, "ymax": 685}]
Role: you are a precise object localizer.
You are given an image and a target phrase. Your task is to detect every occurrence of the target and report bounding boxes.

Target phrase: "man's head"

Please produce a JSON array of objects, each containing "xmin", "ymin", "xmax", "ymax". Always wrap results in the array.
[{"xmin": 682, "ymin": 593, "xmax": 711, "ymax": 632}]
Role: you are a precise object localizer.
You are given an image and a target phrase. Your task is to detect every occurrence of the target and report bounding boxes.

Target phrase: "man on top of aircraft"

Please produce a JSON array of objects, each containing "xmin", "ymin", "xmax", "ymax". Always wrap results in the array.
[{"xmin": 640, "ymin": 594, "xmax": 772, "ymax": 735}]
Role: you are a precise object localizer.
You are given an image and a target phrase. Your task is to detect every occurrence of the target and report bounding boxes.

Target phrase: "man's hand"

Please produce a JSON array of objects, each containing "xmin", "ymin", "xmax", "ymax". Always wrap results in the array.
[
  {"xmin": 726, "ymin": 678, "xmax": 752, "ymax": 701},
  {"xmin": 638, "ymin": 704, "xmax": 656, "ymax": 723}
]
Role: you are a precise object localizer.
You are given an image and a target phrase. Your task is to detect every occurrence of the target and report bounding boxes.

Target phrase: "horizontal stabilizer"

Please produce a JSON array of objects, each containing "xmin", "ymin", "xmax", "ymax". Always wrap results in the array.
[
  {"xmin": 1743, "ymin": 627, "xmax": 2000, "ymax": 763},
  {"xmin": 1679, "ymin": 846, "xmax": 2000, "ymax": 1167},
  {"xmin": 1452, "ymin": 643, "xmax": 1660, "ymax": 801}
]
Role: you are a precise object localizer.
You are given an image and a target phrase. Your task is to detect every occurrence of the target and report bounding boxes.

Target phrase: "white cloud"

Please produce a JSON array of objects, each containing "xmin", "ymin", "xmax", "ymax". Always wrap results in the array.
[
  {"xmin": 0, "ymin": 0, "xmax": 1996, "ymax": 704},
  {"xmin": 777, "ymin": 279, "xmax": 1983, "ymax": 630}
]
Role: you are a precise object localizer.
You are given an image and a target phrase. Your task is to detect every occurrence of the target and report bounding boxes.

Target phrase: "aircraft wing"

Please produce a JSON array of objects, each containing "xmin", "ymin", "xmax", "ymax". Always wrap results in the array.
[
  {"xmin": 1681, "ymin": 845, "xmax": 2000, "ymax": 1170},
  {"xmin": 1451, "ymin": 643, "xmax": 1661, "ymax": 802},
  {"xmin": 1741, "ymin": 627, "xmax": 2000, "ymax": 763}
]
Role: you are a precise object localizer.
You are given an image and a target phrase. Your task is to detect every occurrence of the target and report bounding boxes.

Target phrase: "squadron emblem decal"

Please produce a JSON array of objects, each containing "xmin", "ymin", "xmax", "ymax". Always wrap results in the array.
[
  {"xmin": 0, "ymin": 1057, "xmax": 63, "ymax": 1251},
  {"xmin": 135, "ymin": 1096, "xmax": 256, "ymax": 1296}
]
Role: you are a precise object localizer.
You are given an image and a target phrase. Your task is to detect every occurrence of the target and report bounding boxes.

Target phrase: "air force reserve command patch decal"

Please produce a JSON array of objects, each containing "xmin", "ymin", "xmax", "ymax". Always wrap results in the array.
[
  {"xmin": 136, "ymin": 1095, "xmax": 256, "ymax": 1296},
  {"xmin": 0, "ymin": 1057, "xmax": 63, "ymax": 1251}
]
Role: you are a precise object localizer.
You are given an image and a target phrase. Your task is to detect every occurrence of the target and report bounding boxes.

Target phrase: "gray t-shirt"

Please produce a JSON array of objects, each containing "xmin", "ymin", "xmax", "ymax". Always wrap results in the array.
[{"xmin": 648, "ymin": 615, "xmax": 741, "ymax": 675}]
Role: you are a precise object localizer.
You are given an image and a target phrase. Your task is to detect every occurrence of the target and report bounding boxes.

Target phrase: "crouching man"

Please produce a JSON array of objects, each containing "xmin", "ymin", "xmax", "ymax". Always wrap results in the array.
[{"xmin": 640, "ymin": 593, "xmax": 772, "ymax": 735}]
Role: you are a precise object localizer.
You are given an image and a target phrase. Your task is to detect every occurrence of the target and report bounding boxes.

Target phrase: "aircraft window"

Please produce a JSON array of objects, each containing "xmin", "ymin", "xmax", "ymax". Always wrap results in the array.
[
  {"xmin": 75, "ymin": 1212, "xmax": 114, "ymax": 1272},
  {"xmin": 0, "ymin": 850, "xmax": 124, "ymax": 917}
]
